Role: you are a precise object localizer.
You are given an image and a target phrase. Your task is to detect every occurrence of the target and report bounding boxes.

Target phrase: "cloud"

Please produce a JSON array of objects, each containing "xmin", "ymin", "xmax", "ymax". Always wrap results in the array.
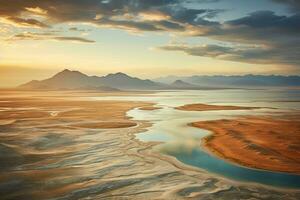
[
  {"xmin": 7, "ymin": 32, "xmax": 95, "ymax": 43},
  {"xmin": 69, "ymin": 27, "xmax": 91, "ymax": 32},
  {"xmin": 272, "ymin": 0, "xmax": 300, "ymax": 12},
  {"xmin": 158, "ymin": 42, "xmax": 300, "ymax": 66},
  {"xmin": 159, "ymin": 44, "xmax": 233, "ymax": 57},
  {"xmin": 53, "ymin": 36, "xmax": 95, "ymax": 43},
  {"xmin": 0, "ymin": 0, "xmax": 220, "ymax": 31},
  {"xmin": 0, "ymin": 0, "xmax": 299, "ymax": 68},
  {"xmin": 159, "ymin": 10, "xmax": 300, "ymax": 68},
  {"xmin": 226, "ymin": 11, "xmax": 300, "ymax": 36},
  {"xmin": 25, "ymin": 7, "xmax": 48, "ymax": 16},
  {"xmin": 0, "ymin": 16, "xmax": 50, "ymax": 28}
]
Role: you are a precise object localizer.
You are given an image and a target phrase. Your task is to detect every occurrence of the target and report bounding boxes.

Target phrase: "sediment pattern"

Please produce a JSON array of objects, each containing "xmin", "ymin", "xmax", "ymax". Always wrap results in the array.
[{"xmin": 0, "ymin": 91, "xmax": 299, "ymax": 200}]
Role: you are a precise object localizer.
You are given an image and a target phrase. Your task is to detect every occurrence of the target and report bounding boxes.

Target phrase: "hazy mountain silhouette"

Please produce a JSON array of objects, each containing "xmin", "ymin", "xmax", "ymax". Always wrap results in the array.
[
  {"xmin": 155, "ymin": 74, "xmax": 300, "ymax": 87},
  {"xmin": 20, "ymin": 69, "xmax": 299, "ymax": 90},
  {"xmin": 100, "ymin": 72, "xmax": 165, "ymax": 89},
  {"xmin": 19, "ymin": 69, "xmax": 164, "ymax": 90},
  {"xmin": 170, "ymin": 80, "xmax": 198, "ymax": 89}
]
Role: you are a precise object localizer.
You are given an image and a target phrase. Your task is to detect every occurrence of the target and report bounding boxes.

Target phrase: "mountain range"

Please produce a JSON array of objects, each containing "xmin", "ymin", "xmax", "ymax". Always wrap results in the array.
[
  {"xmin": 19, "ymin": 69, "xmax": 300, "ymax": 90},
  {"xmin": 154, "ymin": 74, "xmax": 300, "ymax": 87},
  {"xmin": 19, "ymin": 69, "xmax": 165, "ymax": 90}
]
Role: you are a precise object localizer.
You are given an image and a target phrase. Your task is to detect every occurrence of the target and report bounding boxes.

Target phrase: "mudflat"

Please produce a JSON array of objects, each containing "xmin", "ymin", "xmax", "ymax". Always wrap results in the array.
[
  {"xmin": 139, "ymin": 106, "xmax": 162, "ymax": 110},
  {"xmin": 176, "ymin": 103, "xmax": 259, "ymax": 111},
  {"xmin": 0, "ymin": 90, "xmax": 299, "ymax": 199},
  {"xmin": 191, "ymin": 115, "xmax": 300, "ymax": 174}
]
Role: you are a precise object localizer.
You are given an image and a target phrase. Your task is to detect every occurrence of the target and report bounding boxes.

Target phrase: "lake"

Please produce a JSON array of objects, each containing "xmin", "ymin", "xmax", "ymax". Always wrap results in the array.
[{"xmin": 96, "ymin": 89, "xmax": 300, "ymax": 188}]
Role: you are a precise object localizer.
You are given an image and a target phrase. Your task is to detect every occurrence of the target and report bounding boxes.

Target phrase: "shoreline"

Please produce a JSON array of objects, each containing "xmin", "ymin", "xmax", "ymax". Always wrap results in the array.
[
  {"xmin": 131, "ymin": 122, "xmax": 300, "ymax": 192},
  {"xmin": 139, "ymin": 106, "xmax": 162, "ymax": 111},
  {"xmin": 1, "ymin": 90, "xmax": 299, "ymax": 199},
  {"xmin": 176, "ymin": 103, "xmax": 260, "ymax": 111},
  {"xmin": 190, "ymin": 116, "xmax": 300, "ymax": 175}
]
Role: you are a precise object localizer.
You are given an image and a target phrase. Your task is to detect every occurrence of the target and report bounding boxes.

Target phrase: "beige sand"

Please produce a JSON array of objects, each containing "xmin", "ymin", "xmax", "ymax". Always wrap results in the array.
[{"xmin": 0, "ymin": 90, "xmax": 299, "ymax": 200}]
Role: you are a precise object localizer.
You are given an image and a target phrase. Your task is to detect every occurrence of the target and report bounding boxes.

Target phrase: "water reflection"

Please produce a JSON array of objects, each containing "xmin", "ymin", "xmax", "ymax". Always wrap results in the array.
[
  {"xmin": 123, "ymin": 89, "xmax": 300, "ymax": 188},
  {"xmin": 1, "ymin": 89, "xmax": 299, "ymax": 200}
]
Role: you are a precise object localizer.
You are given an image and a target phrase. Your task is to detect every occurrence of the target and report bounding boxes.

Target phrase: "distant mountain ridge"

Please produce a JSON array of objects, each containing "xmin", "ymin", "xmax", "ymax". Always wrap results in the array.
[
  {"xmin": 99, "ymin": 72, "xmax": 164, "ymax": 89},
  {"xmin": 20, "ymin": 69, "xmax": 300, "ymax": 91},
  {"xmin": 170, "ymin": 80, "xmax": 199, "ymax": 89},
  {"xmin": 154, "ymin": 74, "xmax": 300, "ymax": 87},
  {"xmin": 19, "ymin": 69, "xmax": 165, "ymax": 90}
]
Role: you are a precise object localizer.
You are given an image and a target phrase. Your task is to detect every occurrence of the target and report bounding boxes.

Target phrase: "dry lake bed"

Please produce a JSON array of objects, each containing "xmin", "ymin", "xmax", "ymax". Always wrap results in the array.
[{"xmin": 0, "ymin": 89, "xmax": 300, "ymax": 200}]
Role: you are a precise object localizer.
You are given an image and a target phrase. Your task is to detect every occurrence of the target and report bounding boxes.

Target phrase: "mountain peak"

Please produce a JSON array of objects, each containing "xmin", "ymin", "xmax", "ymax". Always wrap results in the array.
[
  {"xmin": 62, "ymin": 69, "xmax": 71, "ymax": 73},
  {"xmin": 172, "ymin": 79, "xmax": 192, "ymax": 86},
  {"xmin": 173, "ymin": 80, "xmax": 186, "ymax": 84},
  {"xmin": 18, "ymin": 69, "xmax": 163, "ymax": 90},
  {"xmin": 59, "ymin": 69, "xmax": 81, "ymax": 74},
  {"xmin": 170, "ymin": 79, "xmax": 197, "ymax": 88},
  {"xmin": 52, "ymin": 69, "xmax": 87, "ymax": 79},
  {"xmin": 115, "ymin": 72, "xmax": 127, "ymax": 75},
  {"xmin": 115, "ymin": 72, "xmax": 130, "ymax": 77},
  {"xmin": 105, "ymin": 72, "xmax": 131, "ymax": 79}
]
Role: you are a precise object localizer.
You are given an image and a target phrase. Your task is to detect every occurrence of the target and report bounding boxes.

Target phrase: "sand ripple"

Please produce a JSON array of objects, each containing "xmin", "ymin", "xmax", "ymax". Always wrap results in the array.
[{"xmin": 0, "ymin": 92, "xmax": 299, "ymax": 200}]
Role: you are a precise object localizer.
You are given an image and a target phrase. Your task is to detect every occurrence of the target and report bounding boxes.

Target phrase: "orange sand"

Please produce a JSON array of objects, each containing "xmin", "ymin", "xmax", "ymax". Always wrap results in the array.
[
  {"xmin": 0, "ymin": 94, "xmax": 152, "ymax": 129},
  {"xmin": 191, "ymin": 116, "xmax": 300, "ymax": 174},
  {"xmin": 176, "ymin": 103, "xmax": 259, "ymax": 111},
  {"xmin": 139, "ymin": 106, "xmax": 162, "ymax": 111},
  {"xmin": 72, "ymin": 121, "xmax": 137, "ymax": 129}
]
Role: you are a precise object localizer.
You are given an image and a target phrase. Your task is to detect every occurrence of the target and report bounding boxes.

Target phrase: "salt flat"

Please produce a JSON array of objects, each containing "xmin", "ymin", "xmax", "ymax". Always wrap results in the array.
[{"xmin": 0, "ymin": 90, "xmax": 299, "ymax": 200}]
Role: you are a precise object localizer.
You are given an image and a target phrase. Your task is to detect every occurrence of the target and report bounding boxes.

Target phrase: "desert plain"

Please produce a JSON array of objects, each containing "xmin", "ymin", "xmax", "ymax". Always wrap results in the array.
[{"xmin": 0, "ymin": 90, "xmax": 299, "ymax": 200}]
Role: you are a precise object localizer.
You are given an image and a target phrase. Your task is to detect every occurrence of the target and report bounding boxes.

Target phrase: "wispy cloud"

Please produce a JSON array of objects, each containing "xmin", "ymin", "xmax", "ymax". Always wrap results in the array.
[
  {"xmin": 7, "ymin": 32, "xmax": 95, "ymax": 43},
  {"xmin": 0, "ymin": 0, "xmax": 299, "ymax": 68},
  {"xmin": 272, "ymin": 0, "xmax": 300, "ymax": 12},
  {"xmin": 158, "ymin": 10, "xmax": 300, "ymax": 67},
  {"xmin": 53, "ymin": 36, "xmax": 95, "ymax": 43},
  {"xmin": 0, "ymin": 17, "xmax": 50, "ymax": 28},
  {"xmin": 158, "ymin": 42, "xmax": 300, "ymax": 66}
]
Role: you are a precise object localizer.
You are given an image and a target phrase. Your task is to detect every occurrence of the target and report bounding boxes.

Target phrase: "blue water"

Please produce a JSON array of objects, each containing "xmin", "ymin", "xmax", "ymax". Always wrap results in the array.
[
  {"xmin": 135, "ymin": 113, "xmax": 300, "ymax": 189},
  {"xmin": 97, "ymin": 89, "xmax": 300, "ymax": 189},
  {"xmin": 167, "ymin": 148, "xmax": 300, "ymax": 188}
]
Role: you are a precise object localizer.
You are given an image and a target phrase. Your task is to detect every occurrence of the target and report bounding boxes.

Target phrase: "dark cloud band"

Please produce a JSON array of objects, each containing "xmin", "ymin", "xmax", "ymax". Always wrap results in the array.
[{"xmin": 0, "ymin": 0, "xmax": 299, "ymax": 68}]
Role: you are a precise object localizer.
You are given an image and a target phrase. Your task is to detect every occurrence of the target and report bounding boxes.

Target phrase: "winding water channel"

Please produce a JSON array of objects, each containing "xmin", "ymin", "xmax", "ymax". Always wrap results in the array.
[{"xmin": 96, "ymin": 89, "xmax": 300, "ymax": 188}]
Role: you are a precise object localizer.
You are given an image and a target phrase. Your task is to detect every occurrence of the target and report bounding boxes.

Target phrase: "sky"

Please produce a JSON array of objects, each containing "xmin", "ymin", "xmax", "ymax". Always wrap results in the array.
[{"xmin": 0, "ymin": 0, "xmax": 299, "ymax": 86}]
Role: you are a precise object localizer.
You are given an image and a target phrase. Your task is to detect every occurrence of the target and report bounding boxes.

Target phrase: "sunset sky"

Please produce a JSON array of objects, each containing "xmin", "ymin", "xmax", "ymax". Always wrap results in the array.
[{"xmin": 0, "ymin": 0, "xmax": 299, "ymax": 86}]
